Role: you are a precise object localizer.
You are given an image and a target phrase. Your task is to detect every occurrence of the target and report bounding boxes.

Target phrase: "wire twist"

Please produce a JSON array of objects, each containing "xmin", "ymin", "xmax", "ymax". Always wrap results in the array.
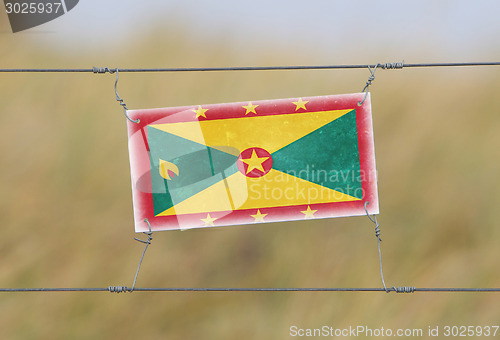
[
  {"xmin": 93, "ymin": 66, "xmax": 139, "ymax": 123},
  {"xmin": 129, "ymin": 219, "xmax": 154, "ymax": 292},
  {"xmin": 364, "ymin": 201, "xmax": 389, "ymax": 292},
  {"xmin": 357, "ymin": 61, "xmax": 404, "ymax": 106},
  {"xmin": 364, "ymin": 202, "xmax": 416, "ymax": 294},
  {"xmin": 106, "ymin": 220, "xmax": 153, "ymax": 294},
  {"xmin": 113, "ymin": 68, "xmax": 140, "ymax": 123},
  {"xmin": 357, "ymin": 64, "xmax": 378, "ymax": 106},
  {"xmin": 108, "ymin": 286, "xmax": 129, "ymax": 293},
  {"xmin": 391, "ymin": 286, "xmax": 415, "ymax": 293},
  {"xmin": 92, "ymin": 67, "xmax": 115, "ymax": 74},
  {"xmin": 379, "ymin": 61, "xmax": 404, "ymax": 69},
  {"xmin": 364, "ymin": 201, "xmax": 382, "ymax": 241}
]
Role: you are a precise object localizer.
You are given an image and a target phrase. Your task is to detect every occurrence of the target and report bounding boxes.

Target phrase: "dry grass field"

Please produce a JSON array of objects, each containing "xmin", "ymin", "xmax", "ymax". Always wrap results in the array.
[{"xmin": 1, "ymin": 16, "xmax": 499, "ymax": 340}]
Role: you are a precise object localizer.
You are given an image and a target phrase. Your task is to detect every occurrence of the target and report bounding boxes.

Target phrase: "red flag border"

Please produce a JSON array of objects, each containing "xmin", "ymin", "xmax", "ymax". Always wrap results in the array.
[{"xmin": 127, "ymin": 93, "xmax": 378, "ymax": 232}]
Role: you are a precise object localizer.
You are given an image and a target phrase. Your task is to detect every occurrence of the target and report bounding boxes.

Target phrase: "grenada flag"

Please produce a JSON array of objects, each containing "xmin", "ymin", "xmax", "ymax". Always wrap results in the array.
[{"xmin": 127, "ymin": 93, "xmax": 378, "ymax": 232}]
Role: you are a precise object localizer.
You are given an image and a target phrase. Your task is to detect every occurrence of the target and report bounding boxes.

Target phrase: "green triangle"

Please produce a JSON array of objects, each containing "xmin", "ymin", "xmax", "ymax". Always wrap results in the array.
[
  {"xmin": 271, "ymin": 110, "xmax": 363, "ymax": 199},
  {"xmin": 147, "ymin": 126, "xmax": 239, "ymax": 215}
]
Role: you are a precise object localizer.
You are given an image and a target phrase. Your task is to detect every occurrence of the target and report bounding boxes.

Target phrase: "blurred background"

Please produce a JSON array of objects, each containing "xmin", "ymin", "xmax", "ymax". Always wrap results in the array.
[{"xmin": 0, "ymin": 1, "xmax": 499, "ymax": 339}]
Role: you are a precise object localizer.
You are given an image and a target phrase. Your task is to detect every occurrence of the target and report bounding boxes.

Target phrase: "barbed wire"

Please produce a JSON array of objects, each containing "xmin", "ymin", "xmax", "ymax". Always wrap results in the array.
[{"xmin": 0, "ymin": 61, "xmax": 499, "ymax": 73}]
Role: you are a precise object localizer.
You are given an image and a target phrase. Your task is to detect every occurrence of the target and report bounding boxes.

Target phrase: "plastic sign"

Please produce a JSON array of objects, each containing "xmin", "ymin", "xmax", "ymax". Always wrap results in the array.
[{"xmin": 127, "ymin": 93, "xmax": 379, "ymax": 232}]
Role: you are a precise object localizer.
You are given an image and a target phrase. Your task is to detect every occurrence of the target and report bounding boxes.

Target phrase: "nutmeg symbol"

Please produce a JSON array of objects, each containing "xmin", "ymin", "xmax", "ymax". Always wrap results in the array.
[{"xmin": 158, "ymin": 159, "xmax": 179, "ymax": 180}]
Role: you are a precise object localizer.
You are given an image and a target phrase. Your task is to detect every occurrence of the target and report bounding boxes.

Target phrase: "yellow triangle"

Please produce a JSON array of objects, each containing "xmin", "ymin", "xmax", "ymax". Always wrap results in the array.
[
  {"xmin": 156, "ymin": 171, "xmax": 249, "ymax": 216},
  {"xmin": 158, "ymin": 169, "xmax": 360, "ymax": 216},
  {"xmin": 150, "ymin": 109, "xmax": 353, "ymax": 155}
]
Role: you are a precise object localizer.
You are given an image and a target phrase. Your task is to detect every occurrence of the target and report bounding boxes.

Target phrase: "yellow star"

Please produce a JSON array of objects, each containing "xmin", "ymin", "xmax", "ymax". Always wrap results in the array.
[
  {"xmin": 300, "ymin": 206, "xmax": 317, "ymax": 219},
  {"xmin": 242, "ymin": 149, "xmax": 269, "ymax": 174},
  {"xmin": 201, "ymin": 213, "xmax": 217, "ymax": 226},
  {"xmin": 192, "ymin": 105, "xmax": 208, "ymax": 118},
  {"xmin": 242, "ymin": 102, "xmax": 259, "ymax": 115},
  {"xmin": 251, "ymin": 209, "xmax": 268, "ymax": 222},
  {"xmin": 292, "ymin": 98, "xmax": 309, "ymax": 111}
]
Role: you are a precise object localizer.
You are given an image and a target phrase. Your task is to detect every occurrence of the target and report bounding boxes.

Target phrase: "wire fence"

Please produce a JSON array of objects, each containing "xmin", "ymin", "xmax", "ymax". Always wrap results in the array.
[{"xmin": 1, "ymin": 60, "xmax": 499, "ymax": 294}]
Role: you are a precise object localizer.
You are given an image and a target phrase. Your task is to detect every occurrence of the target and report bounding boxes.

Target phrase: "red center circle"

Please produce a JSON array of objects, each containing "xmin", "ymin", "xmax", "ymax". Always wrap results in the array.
[{"xmin": 237, "ymin": 147, "xmax": 273, "ymax": 178}]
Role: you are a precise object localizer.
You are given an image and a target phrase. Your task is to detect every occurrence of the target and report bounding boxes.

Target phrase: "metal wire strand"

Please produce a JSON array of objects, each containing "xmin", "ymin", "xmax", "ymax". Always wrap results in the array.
[
  {"xmin": 107, "ymin": 219, "xmax": 154, "ymax": 293},
  {"xmin": 1, "ymin": 61, "xmax": 500, "ymax": 73},
  {"xmin": 129, "ymin": 219, "xmax": 154, "ymax": 292},
  {"xmin": 1, "ymin": 287, "xmax": 500, "ymax": 293},
  {"xmin": 392, "ymin": 286, "xmax": 415, "ymax": 293},
  {"xmin": 364, "ymin": 201, "xmax": 389, "ymax": 292},
  {"xmin": 364, "ymin": 202, "xmax": 417, "ymax": 294},
  {"xmin": 113, "ymin": 68, "xmax": 140, "ymax": 124},
  {"xmin": 357, "ymin": 64, "xmax": 379, "ymax": 106}
]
